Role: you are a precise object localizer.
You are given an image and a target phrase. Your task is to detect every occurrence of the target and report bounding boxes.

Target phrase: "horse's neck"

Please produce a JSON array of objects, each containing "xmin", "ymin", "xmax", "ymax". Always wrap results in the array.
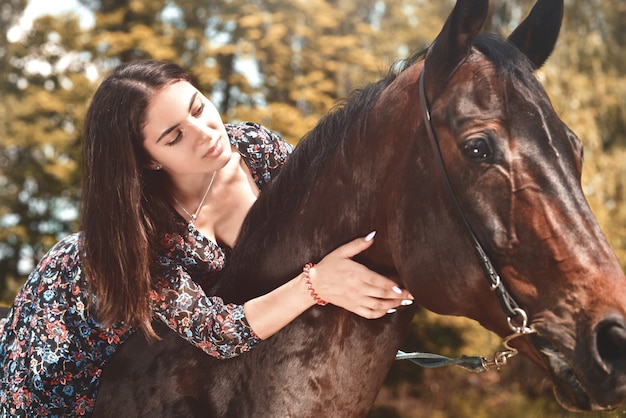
[
  {"xmin": 218, "ymin": 65, "xmax": 467, "ymax": 306},
  {"xmin": 216, "ymin": 130, "xmax": 406, "ymax": 302}
]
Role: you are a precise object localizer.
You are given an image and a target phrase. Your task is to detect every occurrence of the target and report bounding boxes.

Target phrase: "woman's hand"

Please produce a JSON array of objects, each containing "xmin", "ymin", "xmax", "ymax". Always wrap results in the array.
[
  {"xmin": 306, "ymin": 232, "xmax": 414, "ymax": 319},
  {"xmin": 244, "ymin": 231, "xmax": 414, "ymax": 339}
]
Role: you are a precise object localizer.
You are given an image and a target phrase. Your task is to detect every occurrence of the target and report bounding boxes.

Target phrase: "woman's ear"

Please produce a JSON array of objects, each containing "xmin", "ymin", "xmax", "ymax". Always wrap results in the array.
[{"xmin": 145, "ymin": 161, "xmax": 162, "ymax": 171}]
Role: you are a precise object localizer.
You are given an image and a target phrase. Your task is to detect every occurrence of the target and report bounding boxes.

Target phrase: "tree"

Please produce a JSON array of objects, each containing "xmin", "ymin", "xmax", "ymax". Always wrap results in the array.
[
  {"xmin": 0, "ymin": 0, "xmax": 624, "ymax": 415},
  {"xmin": 0, "ymin": 9, "xmax": 93, "ymax": 299}
]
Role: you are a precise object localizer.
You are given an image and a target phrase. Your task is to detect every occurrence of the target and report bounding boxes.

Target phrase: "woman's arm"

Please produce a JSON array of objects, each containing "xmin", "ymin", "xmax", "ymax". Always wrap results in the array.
[
  {"xmin": 244, "ymin": 233, "xmax": 413, "ymax": 339},
  {"xmin": 150, "ymin": 232, "xmax": 412, "ymax": 357}
]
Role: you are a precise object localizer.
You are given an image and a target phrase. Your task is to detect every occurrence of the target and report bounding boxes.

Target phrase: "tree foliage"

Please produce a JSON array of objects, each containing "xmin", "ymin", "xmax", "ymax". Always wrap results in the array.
[{"xmin": 1, "ymin": 0, "xmax": 624, "ymax": 415}]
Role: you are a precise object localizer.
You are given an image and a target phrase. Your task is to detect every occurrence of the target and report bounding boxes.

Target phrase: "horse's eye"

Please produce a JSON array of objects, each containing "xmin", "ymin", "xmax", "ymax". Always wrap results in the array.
[{"xmin": 463, "ymin": 137, "xmax": 492, "ymax": 161}]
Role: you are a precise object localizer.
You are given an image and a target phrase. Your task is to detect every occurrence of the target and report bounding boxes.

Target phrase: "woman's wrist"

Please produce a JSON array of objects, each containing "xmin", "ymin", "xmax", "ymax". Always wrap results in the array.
[
  {"xmin": 243, "ymin": 269, "xmax": 317, "ymax": 339},
  {"xmin": 302, "ymin": 263, "xmax": 328, "ymax": 306}
]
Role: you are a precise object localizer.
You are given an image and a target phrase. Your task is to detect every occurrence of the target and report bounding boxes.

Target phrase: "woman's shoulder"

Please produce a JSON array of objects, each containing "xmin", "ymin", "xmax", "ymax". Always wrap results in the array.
[
  {"xmin": 15, "ymin": 232, "xmax": 85, "ymax": 299},
  {"xmin": 226, "ymin": 121, "xmax": 291, "ymax": 150},
  {"xmin": 46, "ymin": 232, "xmax": 83, "ymax": 256},
  {"xmin": 226, "ymin": 122, "xmax": 293, "ymax": 188},
  {"xmin": 37, "ymin": 232, "xmax": 83, "ymax": 271}
]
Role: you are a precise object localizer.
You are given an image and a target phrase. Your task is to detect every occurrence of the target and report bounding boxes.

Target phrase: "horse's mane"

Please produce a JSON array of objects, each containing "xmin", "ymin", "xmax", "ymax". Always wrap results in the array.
[
  {"xmin": 222, "ymin": 56, "xmax": 428, "ymax": 277},
  {"xmin": 216, "ymin": 33, "xmax": 536, "ymax": 297}
]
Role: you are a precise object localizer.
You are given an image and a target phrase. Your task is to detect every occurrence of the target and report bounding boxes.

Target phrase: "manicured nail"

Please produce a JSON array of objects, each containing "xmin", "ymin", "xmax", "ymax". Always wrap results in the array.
[
  {"xmin": 401, "ymin": 299, "xmax": 413, "ymax": 306},
  {"xmin": 364, "ymin": 231, "xmax": 376, "ymax": 242},
  {"xmin": 392, "ymin": 285, "xmax": 402, "ymax": 295},
  {"xmin": 387, "ymin": 308, "xmax": 397, "ymax": 314}
]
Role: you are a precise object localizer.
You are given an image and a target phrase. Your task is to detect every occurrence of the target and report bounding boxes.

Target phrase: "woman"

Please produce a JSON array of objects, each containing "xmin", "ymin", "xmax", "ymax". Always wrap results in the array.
[{"xmin": 0, "ymin": 60, "xmax": 413, "ymax": 416}]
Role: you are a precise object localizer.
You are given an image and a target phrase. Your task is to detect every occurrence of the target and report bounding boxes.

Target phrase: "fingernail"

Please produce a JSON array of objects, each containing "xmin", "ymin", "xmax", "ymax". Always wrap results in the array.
[
  {"xmin": 387, "ymin": 308, "xmax": 397, "ymax": 314},
  {"xmin": 401, "ymin": 299, "xmax": 413, "ymax": 306},
  {"xmin": 392, "ymin": 285, "xmax": 402, "ymax": 294},
  {"xmin": 364, "ymin": 231, "xmax": 376, "ymax": 242}
]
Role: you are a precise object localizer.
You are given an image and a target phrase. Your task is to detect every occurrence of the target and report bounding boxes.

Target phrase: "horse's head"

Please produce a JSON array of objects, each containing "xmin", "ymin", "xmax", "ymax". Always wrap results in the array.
[{"xmin": 378, "ymin": 0, "xmax": 626, "ymax": 411}]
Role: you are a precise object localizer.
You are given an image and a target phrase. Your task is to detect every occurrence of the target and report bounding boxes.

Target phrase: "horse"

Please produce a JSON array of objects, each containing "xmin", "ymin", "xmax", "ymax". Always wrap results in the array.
[{"xmin": 94, "ymin": 0, "xmax": 626, "ymax": 415}]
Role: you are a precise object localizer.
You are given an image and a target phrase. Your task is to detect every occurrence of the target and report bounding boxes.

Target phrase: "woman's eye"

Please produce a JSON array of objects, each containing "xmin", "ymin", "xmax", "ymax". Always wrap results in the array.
[
  {"xmin": 166, "ymin": 131, "xmax": 182, "ymax": 146},
  {"xmin": 463, "ymin": 137, "xmax": 492, "ymax": 160},
  {"xmin": 192, "ymin": 102, "xmax": 205, "ymax": 117}
]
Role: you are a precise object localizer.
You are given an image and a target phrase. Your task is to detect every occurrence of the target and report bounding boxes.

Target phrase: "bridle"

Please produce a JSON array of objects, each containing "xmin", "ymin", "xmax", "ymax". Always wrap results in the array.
[{"xmin": 399, "ymin": 70, "xmax": 536, "ymax": 372}]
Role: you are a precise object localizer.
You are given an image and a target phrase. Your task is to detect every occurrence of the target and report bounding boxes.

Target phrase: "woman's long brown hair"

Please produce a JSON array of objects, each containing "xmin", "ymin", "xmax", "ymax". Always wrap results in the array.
[{"xmin": 81, "ymin": 61, "xmax": 190, "ymax": 338}]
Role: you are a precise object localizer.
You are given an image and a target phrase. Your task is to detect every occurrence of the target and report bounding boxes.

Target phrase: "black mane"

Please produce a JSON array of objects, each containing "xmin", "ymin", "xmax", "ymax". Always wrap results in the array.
[
  {"xmin": 217, "ymin": 70, "xmax": 404, "ymax": 296},
  {"xmin": 215, "ymin": 33, "xmax": 536, "ymax": 299},
  {"xmin": 226, "ymin": 49, "xmax": 436, "ymax": 261}
]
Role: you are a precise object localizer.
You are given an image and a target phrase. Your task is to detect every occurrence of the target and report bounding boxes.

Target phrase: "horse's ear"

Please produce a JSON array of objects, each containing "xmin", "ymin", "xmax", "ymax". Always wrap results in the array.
[
  {"xmin": 423, "ymin": 0, "xmax": 489, "ymax": 98},
  {"xmin": 508, "ymin": 0, "xmax": 564, "ymax": 69}
]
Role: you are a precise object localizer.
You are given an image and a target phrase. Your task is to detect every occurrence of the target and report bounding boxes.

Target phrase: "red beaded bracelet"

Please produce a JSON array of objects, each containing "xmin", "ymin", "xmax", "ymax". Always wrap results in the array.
[{"xmin": 303, "ymin": 263, "xmax": 328, "ymax": 306}]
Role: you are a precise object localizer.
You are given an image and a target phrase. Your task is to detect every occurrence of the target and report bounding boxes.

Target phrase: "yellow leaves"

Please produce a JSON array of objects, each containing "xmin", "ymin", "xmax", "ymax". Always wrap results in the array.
[
  {"xmin": 310, "ymin": 12, "xmax": 341, "ymax": 30},
  {"xmin": 192, "ymin": 66, "xmax": 221, "ymax": 90},
  {"xmin": 292, "ymin": 0, "xmax": 346, "ymax": 29},
  {"xmin": 258, "ymin": 24, "xmax": 289, "ymax": 48},
  {"xmin": 233, "ymin": 102, "xmax": 318, "ymax": 145},
  {"xmin": 94, "ymin": 8, "xmax": 127, "ymax": 28},
  {"xmin": 129, "ymin": 0, "xmax": 147, "ymax": 14},
  {"xmin": 43, "ymin": 159, "xmax": 78, "ymax": 183},
  {"xmin": 27, "ymin": 90, "xmax": 67, "ymax": 115},
  {"xmin": 238, "ymin": 14, "xmax": 265, "ymax": 29},
  {"xmin": 4, "ymin": 93, "xmax": 67, "ymax": 149},
  {"xmin": 317, "ymin": 35, "xmax": 359, "ymax": 55},
  {"xmin": 97, "ymin": 25, "xmax": 176, "ymax": 60},
  {"xmin": 288, "ymin": 70, "xmax": 336, "ymax": 112},
  {"xmin": 212, "ymin": 43, "xmax": 236, "ymax": 55}
]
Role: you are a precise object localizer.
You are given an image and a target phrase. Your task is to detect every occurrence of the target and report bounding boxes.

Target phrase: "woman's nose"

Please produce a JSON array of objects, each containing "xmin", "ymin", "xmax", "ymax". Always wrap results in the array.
[{"xmin": 189, "ymin": 119, "xmax": 213, "ymax": 142}]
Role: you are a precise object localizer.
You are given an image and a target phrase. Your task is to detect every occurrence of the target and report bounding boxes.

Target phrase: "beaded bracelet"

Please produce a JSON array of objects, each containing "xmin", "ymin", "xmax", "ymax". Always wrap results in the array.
[{"xmin": 303, "ymin": 263, "xmax": 328, "ymax": 306}]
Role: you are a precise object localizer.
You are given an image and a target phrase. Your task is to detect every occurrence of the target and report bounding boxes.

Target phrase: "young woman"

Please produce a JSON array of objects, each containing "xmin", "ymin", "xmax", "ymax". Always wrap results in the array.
[{"xmin": 0, "ymin": 60, "xmax": 413, "ymax": 416}]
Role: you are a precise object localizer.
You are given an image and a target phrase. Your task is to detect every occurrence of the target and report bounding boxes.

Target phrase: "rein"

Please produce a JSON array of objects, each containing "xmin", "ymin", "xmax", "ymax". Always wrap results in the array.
[{"xmin": 394, "ymin": 70, "xmax": 535, "ymax": 373}]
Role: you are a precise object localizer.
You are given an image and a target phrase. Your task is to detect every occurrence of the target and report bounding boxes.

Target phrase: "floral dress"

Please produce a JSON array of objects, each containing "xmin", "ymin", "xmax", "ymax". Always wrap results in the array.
[{"xmin": 0, "ymin": 122, "xmax": 293, "ymax": 417}]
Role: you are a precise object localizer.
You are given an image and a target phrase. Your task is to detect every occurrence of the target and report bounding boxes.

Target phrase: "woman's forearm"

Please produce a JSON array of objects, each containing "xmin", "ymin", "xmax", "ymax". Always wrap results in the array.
[
  {"xmin": 242, "ymin": 235, "xmax": 414, "ymax": 340},
  {"xmin": 243, "ymin": 273, "xmax": 313, "ymax": 339}
]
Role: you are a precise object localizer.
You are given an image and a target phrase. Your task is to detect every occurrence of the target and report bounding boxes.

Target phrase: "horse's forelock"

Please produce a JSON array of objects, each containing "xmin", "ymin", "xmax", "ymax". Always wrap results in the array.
[{"xmin": 473, "ymin": 33, "xmax": 538, "ymax": 83}]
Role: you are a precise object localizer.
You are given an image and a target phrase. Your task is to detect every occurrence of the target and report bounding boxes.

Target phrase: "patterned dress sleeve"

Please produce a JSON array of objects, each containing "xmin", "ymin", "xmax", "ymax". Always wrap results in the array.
[
  {"xmin": 149, "ymin": 230, "xmax": 261, "ymax": 359},
  {"xmin": 226, "ymin": 121, "xmax": 293, "ymax": 189}
]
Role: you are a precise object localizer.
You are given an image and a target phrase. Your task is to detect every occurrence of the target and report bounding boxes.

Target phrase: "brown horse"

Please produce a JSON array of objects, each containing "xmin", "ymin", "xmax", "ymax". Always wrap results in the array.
[{"xmin": 94, "ymin": 0, "xmax": 626, "ymax": 415}]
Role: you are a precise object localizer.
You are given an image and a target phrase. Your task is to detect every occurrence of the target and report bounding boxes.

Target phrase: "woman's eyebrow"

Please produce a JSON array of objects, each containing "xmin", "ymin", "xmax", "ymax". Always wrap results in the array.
[{"xmin": 156, "ymin": 91, "xmax": 199, "ymax": 143}]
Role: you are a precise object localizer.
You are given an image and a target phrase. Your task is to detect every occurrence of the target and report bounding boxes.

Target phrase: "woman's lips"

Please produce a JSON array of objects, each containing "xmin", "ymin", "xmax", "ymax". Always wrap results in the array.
[{"xmin": 203, "ymin": 137, "xmax": 221, "ymax": 158}]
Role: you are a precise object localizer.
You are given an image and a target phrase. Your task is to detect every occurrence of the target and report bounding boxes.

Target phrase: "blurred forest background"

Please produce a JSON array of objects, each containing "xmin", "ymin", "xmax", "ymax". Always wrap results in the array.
[{"xmin": 0, "ymin": 0, "xmax": 624, "ymax": 416}]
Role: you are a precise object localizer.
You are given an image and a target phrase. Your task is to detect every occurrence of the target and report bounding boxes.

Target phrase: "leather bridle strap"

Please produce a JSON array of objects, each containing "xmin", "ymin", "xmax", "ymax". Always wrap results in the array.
[{"xmin": 418, "ymin": 70, "xmax": 526, "ymax": 325}]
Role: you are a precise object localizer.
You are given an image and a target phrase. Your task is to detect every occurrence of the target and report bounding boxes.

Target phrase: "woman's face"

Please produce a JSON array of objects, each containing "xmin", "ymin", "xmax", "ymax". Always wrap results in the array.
[{"xmin": 142, "ymin": 80, "xmax": 232, "ymax": 176}]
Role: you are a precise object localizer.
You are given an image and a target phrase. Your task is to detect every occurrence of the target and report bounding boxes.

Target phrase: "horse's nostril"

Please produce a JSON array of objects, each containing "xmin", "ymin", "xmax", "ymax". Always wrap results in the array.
[{"xmin": 596, "ymin": 319, "xmax": 626, "ymax": 372}]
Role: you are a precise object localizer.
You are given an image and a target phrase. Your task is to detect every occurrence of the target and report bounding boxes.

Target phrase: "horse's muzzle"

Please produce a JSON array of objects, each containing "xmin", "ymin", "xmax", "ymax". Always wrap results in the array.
[
  {"xmin": 595, "ymin": 316, "xmax": 626, "ymax": 375},
  {"xmin": 534, "ymin": 315, "xmax": 626, "ymax": 411}
]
